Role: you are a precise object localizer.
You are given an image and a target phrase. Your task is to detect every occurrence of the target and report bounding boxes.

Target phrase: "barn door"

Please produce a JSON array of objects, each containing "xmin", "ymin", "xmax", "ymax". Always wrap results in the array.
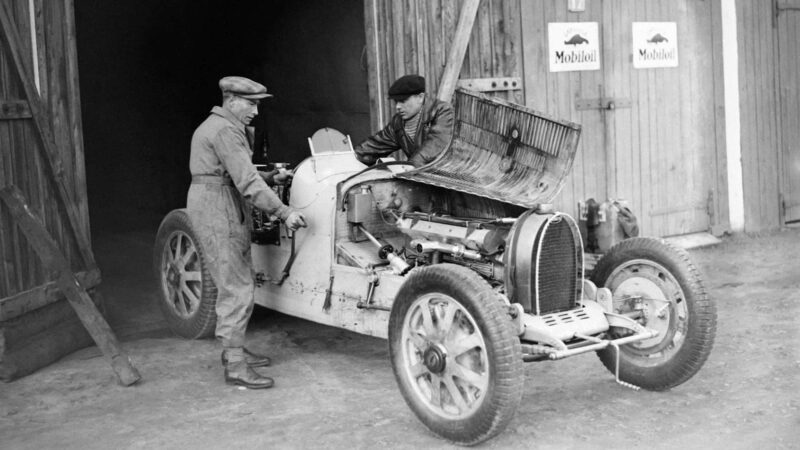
[
  {"xmin": 777, "ymin": 1, "xmax": 800, "ymax": 223},
  {"xmin": 522, "ymin": 0, "xmax": 719, "ymax": 237}
]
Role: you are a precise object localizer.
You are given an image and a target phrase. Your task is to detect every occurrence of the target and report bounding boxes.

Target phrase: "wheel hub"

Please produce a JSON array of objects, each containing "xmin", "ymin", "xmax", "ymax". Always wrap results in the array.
[
  {"xmin": 423, "ymin": 344, "xmax": 447, "ymax": 374},
  {"xmin": 166, "ymin": 264, "xmax": 181, "ymax": 288}
]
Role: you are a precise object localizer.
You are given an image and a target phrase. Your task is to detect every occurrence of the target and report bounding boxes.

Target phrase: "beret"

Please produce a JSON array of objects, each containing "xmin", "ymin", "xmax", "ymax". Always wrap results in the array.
[
  {"xmin": 219, "ymin": 76, "xmax": 272, "ymax": 99},
  {"xmin": 388, "ymin": 74, "xmax": 425, "ymax": 100}
]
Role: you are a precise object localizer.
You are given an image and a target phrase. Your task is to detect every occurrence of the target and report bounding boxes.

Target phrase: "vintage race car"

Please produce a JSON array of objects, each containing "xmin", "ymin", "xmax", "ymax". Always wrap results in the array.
[{"xmin": 154, "ymin": 90, "xmax": 717, "ymax": 445}]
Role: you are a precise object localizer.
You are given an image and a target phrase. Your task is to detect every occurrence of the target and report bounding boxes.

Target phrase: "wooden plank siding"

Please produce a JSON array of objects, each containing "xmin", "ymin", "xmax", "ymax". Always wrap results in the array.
[
  {"xmin": 710, "ymin": 0, "xmax": 729, "ymax": 234},
  {"xmin": 520, "ymin": 0, "xmax": 723, "ymax": 238},
  {"xmin": 363, "ymin": 0, "xmax": 523, "ymax": 129},
  {"xmin": 735, "ymin": 1, "xmax": 782, "ymax": 231},
  {"xmin": 0, "ymin": 0, "xmax": 95, "ymax": 312},
  {"xmin": 364, "ymin": 0, "xmax": 735, "ymax": 237},
  {"xmin": 776, "ymin": 4, "xmax": 800, "ymax": 223}
]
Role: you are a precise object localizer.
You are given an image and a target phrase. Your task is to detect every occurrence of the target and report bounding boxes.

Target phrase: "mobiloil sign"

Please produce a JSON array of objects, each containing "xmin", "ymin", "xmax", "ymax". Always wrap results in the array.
[
  {"xmin": 632, "ymin": 22, "xmax": 679, "ymax": 69},
  {"xmin": 548, "ymin": 22, "xmax": 600, "ymax": 72}
]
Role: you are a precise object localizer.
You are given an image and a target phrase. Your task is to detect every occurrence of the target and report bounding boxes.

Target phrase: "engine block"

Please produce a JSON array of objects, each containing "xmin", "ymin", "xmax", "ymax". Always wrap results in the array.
[{"xmin": 340, "ymin": 179, "xmax": 583, "ymax": 316}]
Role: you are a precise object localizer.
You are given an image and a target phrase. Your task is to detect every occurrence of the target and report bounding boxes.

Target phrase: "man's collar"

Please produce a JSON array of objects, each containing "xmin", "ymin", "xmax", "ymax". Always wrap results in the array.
[{"xmin": 210, "ymin": 106, "xmax": 245, "ymax": 130}]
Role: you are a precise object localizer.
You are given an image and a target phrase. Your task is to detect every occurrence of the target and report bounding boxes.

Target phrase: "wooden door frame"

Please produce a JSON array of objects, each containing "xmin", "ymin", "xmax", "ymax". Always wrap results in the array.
[
  {"xmin": 775, "ymin": 0, "xmax": 800, "ymax": 225},
  {"xmin": 0, "ymin": 0, "xmax": 96, "ymax": 270}
]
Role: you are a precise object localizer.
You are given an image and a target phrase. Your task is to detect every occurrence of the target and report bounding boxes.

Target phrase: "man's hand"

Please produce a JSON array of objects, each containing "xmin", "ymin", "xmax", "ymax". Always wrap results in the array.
[
  {"xmin": 273, "ymin": 169, "xmax": 294, "ymax": 185},
  {"xmin": 285, "ymin": 211, "xmax": 307, "ymax": 231}
]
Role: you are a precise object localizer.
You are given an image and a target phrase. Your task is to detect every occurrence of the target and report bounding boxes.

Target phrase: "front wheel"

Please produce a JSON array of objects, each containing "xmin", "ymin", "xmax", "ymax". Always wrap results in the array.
[
  {"xmin": 388, "ymin": 264, "xmax": 523, "ymax": 446},
  {"xmin": 592, "ymin": 237, "xmax": 717, "ymax": 391}
]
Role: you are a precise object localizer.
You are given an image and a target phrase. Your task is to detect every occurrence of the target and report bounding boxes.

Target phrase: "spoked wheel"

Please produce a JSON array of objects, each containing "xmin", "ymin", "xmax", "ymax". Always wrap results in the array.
[
  {"xmin": 592, "ymin": 237, "xmax": 717, "ymax": 391},
  {"xmin": 389, "ymin": 264, "xmax": 523, "ymax": 446},
  {"xmin": 153, "ymin": 209, "xmax": 217, "ymax": 339}
]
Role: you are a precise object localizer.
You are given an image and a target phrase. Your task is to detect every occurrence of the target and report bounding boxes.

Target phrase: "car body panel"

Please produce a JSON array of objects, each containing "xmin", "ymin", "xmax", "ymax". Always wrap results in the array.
[{"xmin": 252, "ymin": 151, "xmax": 408, "ymax": 339}]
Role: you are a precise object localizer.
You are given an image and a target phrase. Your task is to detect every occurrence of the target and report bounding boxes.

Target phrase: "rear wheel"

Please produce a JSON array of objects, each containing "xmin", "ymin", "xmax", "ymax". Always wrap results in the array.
[
  {"xmin": 592, "ymin": 237, "xmax": 716, "ymax": 390},
  {"xmin": 153, "ymin": 209, "xmax": 217, "ymax": 339},
  {"xmin": 389, "ymin": 264, "xmax": 523, "ymax": 445}
]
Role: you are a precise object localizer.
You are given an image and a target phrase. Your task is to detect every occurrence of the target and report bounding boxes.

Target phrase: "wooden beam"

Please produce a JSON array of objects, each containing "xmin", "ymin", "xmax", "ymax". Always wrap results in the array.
[
  {"xmin": 0, "ymin": 186, "xmax": 140, "ymax": 386},
  {"xmin": 0, "ymin": 1, "xmax": 97, "ymax": 270},
  {"xmin": 364, "ymin": 0, "xmax": 384, "ymax": 131},
  {"xmin": 0, "ymin": 268, "xmax": 101, "ymax": 321},
  {"xmin": 64, "ymin": 0, "xmax": 92, "ymax": 242},
  {"xmin": 457, "ymin": 77, "xmax": 523, "ymax": 93},
  {"xmin": 437, "ymin": 0, "xmax": 481, "ymax": 103}
]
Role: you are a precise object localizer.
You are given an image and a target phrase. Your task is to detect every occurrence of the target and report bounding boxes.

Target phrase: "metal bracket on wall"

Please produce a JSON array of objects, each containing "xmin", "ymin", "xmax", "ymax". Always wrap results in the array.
[
  {"xmin": 575, "ymin": 97, "xmax": 632, "ymax": 111},
  {"xmin": 0, "ymin": 100, "xmax": 32, "ymax": 119},
  {"xmin": 457, "ymin": 77, "xmax": 522, "ymax": 93}
]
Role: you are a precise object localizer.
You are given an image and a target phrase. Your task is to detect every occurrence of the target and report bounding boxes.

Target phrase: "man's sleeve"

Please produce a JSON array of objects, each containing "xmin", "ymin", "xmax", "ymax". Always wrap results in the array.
[
  {"xmin": 213, "ymin": 127, "xmax": 291, "ymax": 220},
  {"xmin": 409, "ymin": 102, "xmax": 454, "ymax": 167},
  {"xmin": 354, "ymin": 123, "xmax": 401, "ymax": 166}
]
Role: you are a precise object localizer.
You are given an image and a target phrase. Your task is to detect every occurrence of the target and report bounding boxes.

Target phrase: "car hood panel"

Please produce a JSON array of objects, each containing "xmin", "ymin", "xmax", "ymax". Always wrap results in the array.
[{"xmin": 396, "ymin": 90, "xmax": 581, "ymax": 209}]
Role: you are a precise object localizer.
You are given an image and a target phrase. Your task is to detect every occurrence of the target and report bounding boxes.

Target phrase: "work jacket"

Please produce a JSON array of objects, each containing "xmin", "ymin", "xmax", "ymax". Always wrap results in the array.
[
  {"xmin": 355, "ymin": 97, "xmax": 454, "ymax": 167},
  {"xmin": 188, "ymin": 106, "xmax": 289, "ymax": 221}
]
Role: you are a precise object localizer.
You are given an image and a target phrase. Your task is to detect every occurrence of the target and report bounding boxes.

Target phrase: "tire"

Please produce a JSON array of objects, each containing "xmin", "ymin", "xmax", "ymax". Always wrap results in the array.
[
  {"xmin": 591, "ymin": 237, "xmax": 716, "ymax": 391},
  {"xmin": 153, "ymin": 209, "xmax": 217, "ymax": 339},
  {"xmin": 388, "ymin": 264, "xmax": 523, "ymax": 446}
]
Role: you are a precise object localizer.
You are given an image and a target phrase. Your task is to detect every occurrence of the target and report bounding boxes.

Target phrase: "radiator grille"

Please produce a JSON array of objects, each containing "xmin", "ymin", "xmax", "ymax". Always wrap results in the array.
[{"xmin": 534, "ymin": 217, "xmax": 581, "ymax": 314}]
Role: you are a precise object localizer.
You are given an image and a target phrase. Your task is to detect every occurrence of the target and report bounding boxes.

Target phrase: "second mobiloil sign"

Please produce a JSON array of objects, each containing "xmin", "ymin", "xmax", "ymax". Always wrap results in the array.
[{"xmin": 548, "ymin": 22, "xmax": 679, "ymax": 72}]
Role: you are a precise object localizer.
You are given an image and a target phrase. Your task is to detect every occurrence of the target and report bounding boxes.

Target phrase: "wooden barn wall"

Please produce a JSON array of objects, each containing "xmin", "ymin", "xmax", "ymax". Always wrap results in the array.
[
  {"xmin": 776, "ymin": 2, "xmax": 800, "ymax": 224},
  {"xmin": 521, "ymin": 0, "xmax": 726, "ymax": 238},
  {"xmin": 735, "ymin": 0, "xmax": 782, "ymax": 232},
  {"xmin": 364, "ymin": 0, "xmax": 733, "ymax": 238},
  {"xmin": 363, "ymin": 0, "xmax": 523, "ymax": 130},
  {"xmin": 0, "ymin": 0, "xmax": 94, "ymax": 310}
]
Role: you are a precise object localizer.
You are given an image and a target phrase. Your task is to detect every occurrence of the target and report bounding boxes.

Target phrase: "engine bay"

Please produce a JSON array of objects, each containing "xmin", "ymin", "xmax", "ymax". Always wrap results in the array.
[{"xmin": 335, "ymin": 178, "xmax": 525, "ymax": 283}]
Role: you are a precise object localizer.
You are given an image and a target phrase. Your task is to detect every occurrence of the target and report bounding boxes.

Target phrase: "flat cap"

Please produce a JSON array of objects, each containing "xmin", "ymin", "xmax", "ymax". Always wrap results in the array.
[
  {"xmin": 388, "ymin": 74, "xmax": 425, "ymax": 100},
  {"xmin": 219, "ymin": 76, "xmax": 272, "ymax": 99}
]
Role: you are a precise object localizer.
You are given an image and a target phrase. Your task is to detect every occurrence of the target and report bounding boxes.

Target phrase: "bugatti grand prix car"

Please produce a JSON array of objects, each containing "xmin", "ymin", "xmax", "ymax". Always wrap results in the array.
[{"xmin": 154, "ymin": 90, "xmax": 716, "ymax": 445}]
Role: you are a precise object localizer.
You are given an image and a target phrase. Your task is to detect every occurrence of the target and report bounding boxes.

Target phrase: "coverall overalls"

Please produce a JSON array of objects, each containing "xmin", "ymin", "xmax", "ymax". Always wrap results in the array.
[{"xmin": 187, "ymin": 106, "xmax": 290, "ymax": 350}]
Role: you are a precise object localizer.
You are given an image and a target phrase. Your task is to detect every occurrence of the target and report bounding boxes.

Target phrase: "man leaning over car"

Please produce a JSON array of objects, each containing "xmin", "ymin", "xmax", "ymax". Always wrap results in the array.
[{"xmin": 355, "ymin": 74, "xmax": 454, "ymax": 167}]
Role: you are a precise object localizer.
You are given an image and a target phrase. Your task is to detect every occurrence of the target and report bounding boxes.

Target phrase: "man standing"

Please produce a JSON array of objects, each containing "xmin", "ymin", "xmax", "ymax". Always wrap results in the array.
[
  {"xmin": 187, "ymin": 76, "xmax": 306, "ymax": 389},
  {"xmin": 355, "ymin": 74, "xmax": 454, "ymax": 167}
]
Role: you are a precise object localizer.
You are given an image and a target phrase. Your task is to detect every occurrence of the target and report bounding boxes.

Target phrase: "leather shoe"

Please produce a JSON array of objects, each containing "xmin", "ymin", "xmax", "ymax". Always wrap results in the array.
[
  {"xmin": 221, "ymin": 348, "xmax": 271, "ymax": 368},
  {"xmin": 224, "ymin": 362, "xmax": 274, "ymax": 389}
]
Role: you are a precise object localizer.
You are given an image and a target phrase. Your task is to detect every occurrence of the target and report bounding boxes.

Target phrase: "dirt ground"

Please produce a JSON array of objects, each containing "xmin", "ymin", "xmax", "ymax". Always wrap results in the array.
[{"xmin": 0, "ymin": 226, "xmax": 798, "ymax": 449}]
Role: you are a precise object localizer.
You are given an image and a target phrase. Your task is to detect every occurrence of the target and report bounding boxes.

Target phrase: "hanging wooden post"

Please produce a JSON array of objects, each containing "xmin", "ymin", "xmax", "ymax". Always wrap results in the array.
[
  {"xmin": 437, "ymin": 0, "xmax": 481, "ymax": 103},
  {"xmin": 0, "ymin": 186, "xmax": 141, "ymax": 386}
]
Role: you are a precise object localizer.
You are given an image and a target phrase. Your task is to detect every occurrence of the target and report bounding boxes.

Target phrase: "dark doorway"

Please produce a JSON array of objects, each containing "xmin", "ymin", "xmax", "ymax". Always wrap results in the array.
[{"xmin": 75, "ymin": 0, "xmax": 370, "ymax": 235}]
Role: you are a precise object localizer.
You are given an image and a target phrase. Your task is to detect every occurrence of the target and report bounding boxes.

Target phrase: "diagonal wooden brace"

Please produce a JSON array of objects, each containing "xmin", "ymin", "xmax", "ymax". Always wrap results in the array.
[{"xmin": 0, "ymin": 185, "xmax": 140, "ymax": 386}]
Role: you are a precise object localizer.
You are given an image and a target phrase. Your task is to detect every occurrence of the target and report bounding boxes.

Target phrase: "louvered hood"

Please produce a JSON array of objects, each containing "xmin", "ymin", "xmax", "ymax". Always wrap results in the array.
[{"xmin": 396, "ymin": 89, "xmax": 581, "ymax": 208}]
